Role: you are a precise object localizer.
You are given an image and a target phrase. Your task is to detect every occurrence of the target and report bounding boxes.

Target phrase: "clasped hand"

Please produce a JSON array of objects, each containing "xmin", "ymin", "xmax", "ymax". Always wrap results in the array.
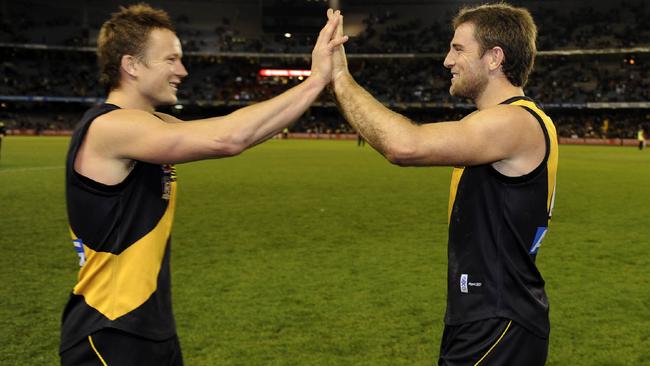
[{"xmin": 310, "ymin": 8, "xmax": 350, "ymax": 88}]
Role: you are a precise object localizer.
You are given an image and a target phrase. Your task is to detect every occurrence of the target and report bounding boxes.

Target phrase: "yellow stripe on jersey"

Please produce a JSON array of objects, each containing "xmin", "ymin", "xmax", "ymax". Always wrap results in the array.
[
  {"xmin": 510, "ymin": 99, "xmax": 559, "ymax": 220},
  {"xmin": 70, "ymin": 182, "xmax": 177, "ymax": 320},
  {"xmin": 448, "ymin": 167, "xmax": 465, "ymax": 224}
]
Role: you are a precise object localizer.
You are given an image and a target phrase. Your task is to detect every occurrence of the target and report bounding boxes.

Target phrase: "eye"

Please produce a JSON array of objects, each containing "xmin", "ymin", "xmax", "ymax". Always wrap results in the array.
[{"xmin": 449, "ymin": 45, "xmax": 462, "ymax": 55}]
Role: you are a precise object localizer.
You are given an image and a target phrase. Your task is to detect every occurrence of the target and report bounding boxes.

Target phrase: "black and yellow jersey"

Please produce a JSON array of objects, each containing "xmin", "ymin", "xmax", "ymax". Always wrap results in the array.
[
  {"xmin": 445, "ymin": 96, "xmax": 558, "ymax": 338},
  {"xmin": 61, "ymin": 103, "xmax": 178, "ymax": 353}
]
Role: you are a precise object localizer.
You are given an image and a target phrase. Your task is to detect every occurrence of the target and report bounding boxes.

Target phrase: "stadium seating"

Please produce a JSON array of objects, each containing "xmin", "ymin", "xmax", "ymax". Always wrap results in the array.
[{"xmin": 0, "ymin": 0, "xmax": 648, "ymax": 137}]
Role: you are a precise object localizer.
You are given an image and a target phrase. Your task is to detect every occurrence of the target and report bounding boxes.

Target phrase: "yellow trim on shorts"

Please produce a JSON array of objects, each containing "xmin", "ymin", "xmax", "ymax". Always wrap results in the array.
[
  {"xmin": 474, "ymin": 320, "xmax": 512, "ymax": 366},
  {"xmin": 88, "ymin": 335, "xmax": 108, "ymax": 366}
]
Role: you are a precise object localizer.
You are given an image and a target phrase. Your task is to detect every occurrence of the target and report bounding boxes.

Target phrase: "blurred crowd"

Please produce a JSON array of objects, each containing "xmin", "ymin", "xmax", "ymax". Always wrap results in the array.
[
  {"xmin": 2, "ymin": 49, "xmax": 647, "ymax": 104},
  {"xmin": 1, "ymin": 2, "xmax": 648, "ymax": 51},
  {"xmin": 0, "ymin": 1, "xmax": 648, "ymax": 138}
]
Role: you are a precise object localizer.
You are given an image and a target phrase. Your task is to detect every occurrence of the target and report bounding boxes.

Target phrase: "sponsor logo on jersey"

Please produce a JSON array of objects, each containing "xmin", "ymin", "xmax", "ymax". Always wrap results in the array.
[
  {"xmin": 530, "ymin": 227, "xmax": 548, "ymax": 255},
  {"xmin": 73, "ymin": 238, "xmax": 86, "ymax": 266},
  {"xmin": 460, "ymin": 274, "xmax": 468, "ymax": 293},
  {"xmin": 460, "ymin": 273, "xmax": 483, "ymax": 294}
]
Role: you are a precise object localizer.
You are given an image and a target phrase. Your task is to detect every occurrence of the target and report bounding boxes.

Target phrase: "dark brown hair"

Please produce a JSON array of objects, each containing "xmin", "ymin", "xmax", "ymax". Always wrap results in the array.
[
  {"xmin": 453, "ymin": 3, "xmax": 537, "ymax": 87},
  {"xmin": 97, "ymin": 3, "xmax": 175, "ymax": 90}
]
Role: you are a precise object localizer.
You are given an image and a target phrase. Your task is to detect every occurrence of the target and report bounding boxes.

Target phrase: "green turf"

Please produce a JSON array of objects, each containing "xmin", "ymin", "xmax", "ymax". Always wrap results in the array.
[{"xmin": 1, "ymin": 136, "xmax": 649, "ymax": 365}]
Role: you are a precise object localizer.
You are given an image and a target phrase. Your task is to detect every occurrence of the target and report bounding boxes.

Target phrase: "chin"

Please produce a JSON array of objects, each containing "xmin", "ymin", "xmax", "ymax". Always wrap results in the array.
[{"xmin": 156, "ymin": 95, "xmax": 178, "ymax": 106}]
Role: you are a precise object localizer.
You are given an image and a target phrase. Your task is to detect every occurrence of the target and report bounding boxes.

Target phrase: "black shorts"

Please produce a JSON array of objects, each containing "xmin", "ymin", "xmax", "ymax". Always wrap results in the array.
[
  {"xmin": 438, "ymin": 318, "xmax": 548, "ymax": 366},
  {"xmin": 60, "ymin": 328, "xmax": 183, "ymax": 366}
]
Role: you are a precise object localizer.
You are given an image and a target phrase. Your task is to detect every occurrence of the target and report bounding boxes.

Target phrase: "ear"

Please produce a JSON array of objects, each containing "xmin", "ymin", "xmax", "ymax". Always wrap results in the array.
[
  {"xmin": 120, "ymin": 55, "xmax": 139, "ymax": 78},
  {"xmin": 486, "ymin": 46, "xmax": 505, "ymax": 72}
]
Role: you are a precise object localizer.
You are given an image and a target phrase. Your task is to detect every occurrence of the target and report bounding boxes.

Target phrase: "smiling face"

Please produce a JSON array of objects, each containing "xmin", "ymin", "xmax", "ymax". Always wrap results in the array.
[
  {"xmin": 443, "ymin": 22, "xmax": 489, "ymax": 101},
  {"xmin": 135, "ymin": 28, "xmax": 188, "ymax": 106}
]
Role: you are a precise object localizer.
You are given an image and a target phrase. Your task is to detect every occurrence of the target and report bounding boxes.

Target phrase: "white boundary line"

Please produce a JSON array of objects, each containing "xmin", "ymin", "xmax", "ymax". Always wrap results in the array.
[{"xmin": 0, "ymin": 165, "xmax": 64, "ymax": 173}]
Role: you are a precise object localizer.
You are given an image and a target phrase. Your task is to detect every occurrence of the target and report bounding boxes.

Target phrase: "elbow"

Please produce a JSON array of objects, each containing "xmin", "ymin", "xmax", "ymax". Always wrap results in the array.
[
  {"xmin": 383, "ymin": 142, "xmax": 418, "ymax": 166},
  {"xmin": 220, "ymin": 142, "xmax": 245, "ymax": 157},
  {"xmin": 210, "ymin": 133, "xmax": 247, "ymax": 157}
]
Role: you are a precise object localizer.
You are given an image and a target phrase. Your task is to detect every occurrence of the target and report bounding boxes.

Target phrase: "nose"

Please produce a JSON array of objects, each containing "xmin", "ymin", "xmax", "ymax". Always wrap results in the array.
[
  {"xmin": 176, "ymin": 61, "xmax": 188, "ymax": 78},
  {"xmin": 443, "ymin": 49, "xmax": 454, "ymax": 69}
]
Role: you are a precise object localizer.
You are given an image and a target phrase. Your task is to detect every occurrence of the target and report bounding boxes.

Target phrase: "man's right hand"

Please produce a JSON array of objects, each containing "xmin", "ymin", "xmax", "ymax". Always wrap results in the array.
[
  {"xmin": 310, "ymin": 9, "xmax": 348, "ymax": 89},
  {"xmin": 327, "ymin": 8, "xmax": 349, "ymax": 84}
]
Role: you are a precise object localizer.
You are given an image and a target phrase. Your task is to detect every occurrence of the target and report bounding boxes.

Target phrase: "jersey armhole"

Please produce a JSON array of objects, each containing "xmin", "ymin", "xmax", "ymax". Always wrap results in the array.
[
  {"xmin": 488, "ymin": 105, "xmax": 550, "ymax": 184},
  {"xmin": 69, "ymin": 105, "xmax": 142, "ymax": 194},
  {"xmin": 72, "ymin": 162, "xmax": 142, "ymax": 193}
]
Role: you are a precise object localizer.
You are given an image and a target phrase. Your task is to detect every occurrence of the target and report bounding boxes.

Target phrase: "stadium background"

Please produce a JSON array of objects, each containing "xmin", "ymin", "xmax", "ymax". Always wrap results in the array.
[{"xmin": 0, "ymin": 0, "xmax": 649, "ymax": 365}]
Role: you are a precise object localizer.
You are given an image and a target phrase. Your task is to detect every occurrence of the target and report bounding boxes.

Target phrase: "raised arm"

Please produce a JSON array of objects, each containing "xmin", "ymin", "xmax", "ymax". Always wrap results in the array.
[
  {"xmin": 328, "ymin": 12, "xmax": 544, "ymax": 172},
  {"xmin": 91, "ymin": 10, "xmax": 348, "ymax": 165}
]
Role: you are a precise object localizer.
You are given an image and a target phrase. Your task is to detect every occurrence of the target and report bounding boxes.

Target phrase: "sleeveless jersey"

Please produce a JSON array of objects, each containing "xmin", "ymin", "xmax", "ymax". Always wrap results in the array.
[
  {"xmin": 60, "ymin": 103, "xmax": 178, "ymax": 352},
  {"xmin": 445, "ymin": 96, "xmax": 558, "ymax": 338}
]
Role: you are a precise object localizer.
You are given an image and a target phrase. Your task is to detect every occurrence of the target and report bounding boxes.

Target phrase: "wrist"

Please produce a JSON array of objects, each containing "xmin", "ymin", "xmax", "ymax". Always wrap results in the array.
[
  {"xmin": 332, "ymin": 71, "xmax": 352, "ymax": 93},
  {"xmin": 307, "ymin": 71, "xmax": 329, "ymax": 90}
]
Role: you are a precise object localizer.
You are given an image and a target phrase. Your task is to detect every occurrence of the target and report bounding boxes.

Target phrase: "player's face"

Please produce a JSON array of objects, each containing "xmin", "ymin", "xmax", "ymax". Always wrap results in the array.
[
  {"xmin": 136, "ymin": 28, "xmax": 188, "ymax": 106},
  {"xmin": 443, "ymin": 22, "xmax": 489, "ymax": 101}
]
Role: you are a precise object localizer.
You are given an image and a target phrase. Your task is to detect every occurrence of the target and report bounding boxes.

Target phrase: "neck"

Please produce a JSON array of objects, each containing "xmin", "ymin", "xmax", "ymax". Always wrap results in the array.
[
  {"xmin": 105, "ymin": 87, "xmax": 155, "ymax": 113},
  {"xmin": 474, "ymin": 77, "xmax": 524, "ymax": 110}
]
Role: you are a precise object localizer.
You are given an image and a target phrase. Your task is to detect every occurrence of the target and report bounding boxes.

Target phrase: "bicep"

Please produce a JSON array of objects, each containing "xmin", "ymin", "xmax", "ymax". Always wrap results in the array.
[
  {"xmin": 405, "ymin": 109, "xmax": 529, "ymax": 166},
  {"xmin": 90, "ymin": 112, "xmax": 236, "ymax": 164}
]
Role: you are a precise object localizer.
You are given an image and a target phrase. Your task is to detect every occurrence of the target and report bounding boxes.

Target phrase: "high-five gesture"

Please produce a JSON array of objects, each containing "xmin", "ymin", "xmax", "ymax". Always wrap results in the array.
[
  {"xmin": 310, "ymin": 9, "xmax": 349, "ymax": 87},
  {"xmin": 326, "ymin": 9, "xmax": 350, "ymax": 83}
]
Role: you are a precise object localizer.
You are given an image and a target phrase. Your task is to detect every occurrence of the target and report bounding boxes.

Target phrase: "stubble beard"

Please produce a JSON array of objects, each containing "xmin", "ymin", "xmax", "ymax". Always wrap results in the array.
[{"xmin": 449, "ymin": 72, "xmax": 488, "ymax": 102}]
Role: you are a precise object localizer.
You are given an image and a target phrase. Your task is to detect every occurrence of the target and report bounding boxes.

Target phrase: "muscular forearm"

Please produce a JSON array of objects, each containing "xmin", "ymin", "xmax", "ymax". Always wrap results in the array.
[
  {"xmin": 333, "ymin": 73, "xmax": 418, "ymax": 159},
  {"xmin": 212, "ymin": 75, "xmax": 326, "ymax": 149}
]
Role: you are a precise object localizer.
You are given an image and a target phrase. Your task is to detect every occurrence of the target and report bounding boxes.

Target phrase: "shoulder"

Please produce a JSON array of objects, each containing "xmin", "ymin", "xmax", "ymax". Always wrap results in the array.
[
  {"xmin": 96, "ymin": 108, "xmax": 157, "ymax": 123},
  {"xmin": 463, "ymin": 104, "xmax": 536, "ymax": 126},
  {"xmin": 457, "ymin": 104, "xmax": 538, "ymax": 141},
  {"xmin": 152, "ymin": 112, "xmax": 184, "ymax": 123},
  {"xmin": 92, "ymin": 109, "xmax": 167, "ymax": 131}
]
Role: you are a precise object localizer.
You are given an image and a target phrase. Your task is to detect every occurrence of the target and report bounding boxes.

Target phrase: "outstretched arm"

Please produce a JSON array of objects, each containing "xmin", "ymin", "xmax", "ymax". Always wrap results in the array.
[
  {"xmin": 328, "ymin": 12, "xmax": 543, "ymax": 170},
  {"xmin": 91, "ymin": 10, "xmax": 348, "ymax": 165}
]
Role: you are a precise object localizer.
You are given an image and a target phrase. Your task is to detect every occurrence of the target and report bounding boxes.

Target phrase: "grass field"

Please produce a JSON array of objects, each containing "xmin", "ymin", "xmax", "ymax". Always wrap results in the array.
[{"xmin": 1, "ymin": 136, "xmax": 649, "ymax": 365}]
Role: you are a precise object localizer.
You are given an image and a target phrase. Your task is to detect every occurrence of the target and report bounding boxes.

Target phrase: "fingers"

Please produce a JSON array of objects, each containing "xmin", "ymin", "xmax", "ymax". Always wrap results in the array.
[
  {"xmin": 336, "ymin": 14, "xmax": 344, "ymax": 38},
  {"xmin": 316, "ymin": 10, "xmax": 340, "ymax": 47},
  {"xmin": 328, "ymin": 33, "xmax": 349, "ymax": 49},
  {"xmin": 325, "ymin": 10, "xmax": 348, "ymax": 49}
]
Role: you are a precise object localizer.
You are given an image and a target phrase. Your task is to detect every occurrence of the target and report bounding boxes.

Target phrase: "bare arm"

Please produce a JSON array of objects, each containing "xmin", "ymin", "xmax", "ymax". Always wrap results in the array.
[
  {"xmin": 333, "ymin": 75, "xmax": 541, "ymax": 166},
  {"xmin": 329, "ymin": 15, "xmax": 543, "ymax": 170},
  {"xmin": 92, "ymin": 10, "xmax": 348, "ymax": 165}
]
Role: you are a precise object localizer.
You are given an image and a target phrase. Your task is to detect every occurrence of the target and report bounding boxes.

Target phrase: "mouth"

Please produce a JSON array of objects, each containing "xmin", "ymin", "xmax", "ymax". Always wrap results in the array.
[
  {"xmin": 451, "ymin": 72, "xmax": 459, "ymax": 81},
  {"xmin": 169, "ymin": 82, "xmax": 180, "ymax": 91}
]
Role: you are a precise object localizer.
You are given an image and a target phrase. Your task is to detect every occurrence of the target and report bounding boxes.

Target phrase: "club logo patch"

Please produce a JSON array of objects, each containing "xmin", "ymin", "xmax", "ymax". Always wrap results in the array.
[{"xmin": 161, "ymin": 164, "xmax": 177, "ymax": 200}]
